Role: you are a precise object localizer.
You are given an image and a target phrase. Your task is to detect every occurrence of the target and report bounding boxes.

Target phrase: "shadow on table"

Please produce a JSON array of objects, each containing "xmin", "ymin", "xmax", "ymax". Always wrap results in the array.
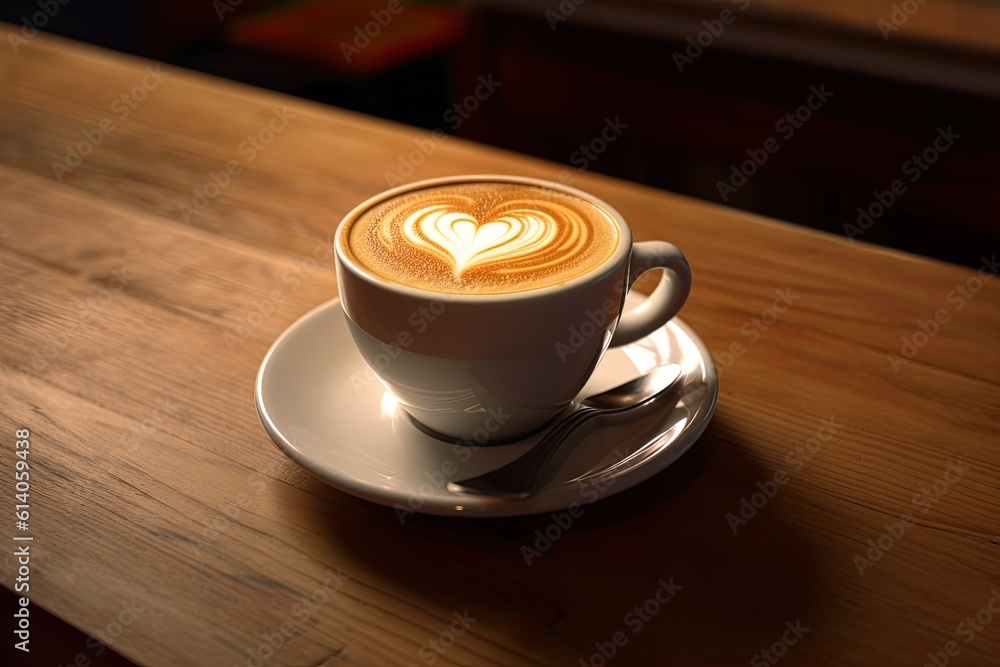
[{"xmin": 293, "ymin": 411, "xmax": 823, "ymax": 666}]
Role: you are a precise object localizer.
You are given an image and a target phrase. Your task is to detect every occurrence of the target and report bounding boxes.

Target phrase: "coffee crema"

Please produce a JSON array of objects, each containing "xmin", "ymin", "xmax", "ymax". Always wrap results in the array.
[{"xmin": 342, "ymin": 182, "xmax": 621, "ymax": 294}]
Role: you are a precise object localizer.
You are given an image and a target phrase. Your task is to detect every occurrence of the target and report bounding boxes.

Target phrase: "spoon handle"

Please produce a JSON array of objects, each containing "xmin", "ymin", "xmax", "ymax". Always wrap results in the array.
[{"xmin": 447, "ymin": 406, "xmax": 598, "ymax": 498}]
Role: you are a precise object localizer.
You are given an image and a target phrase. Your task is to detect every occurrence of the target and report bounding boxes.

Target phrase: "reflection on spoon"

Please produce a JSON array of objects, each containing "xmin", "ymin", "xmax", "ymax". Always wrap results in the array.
[{"xmin": 447, "ymin": 364, "xmax": 683, "ymax": 498}]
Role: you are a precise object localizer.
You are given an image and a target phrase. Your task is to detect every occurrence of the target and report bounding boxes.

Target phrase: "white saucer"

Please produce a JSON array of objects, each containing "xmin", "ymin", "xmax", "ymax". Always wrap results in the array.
[{"xmin": 255, "ymin": 295, "xmax": 718, "ymax": 518}]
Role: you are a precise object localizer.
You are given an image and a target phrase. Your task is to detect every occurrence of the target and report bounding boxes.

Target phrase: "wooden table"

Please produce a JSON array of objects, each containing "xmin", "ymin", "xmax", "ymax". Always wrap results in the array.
[{"xmin": 1, "ymin": 27, "xmax": 998, "ymax": 667}]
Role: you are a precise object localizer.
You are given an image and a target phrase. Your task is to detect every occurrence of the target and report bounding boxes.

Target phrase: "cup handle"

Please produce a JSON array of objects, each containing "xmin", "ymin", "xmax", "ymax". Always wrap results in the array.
[{"xmin": 610, "ymin": 241, "xmax": 692, "ymax": 347}]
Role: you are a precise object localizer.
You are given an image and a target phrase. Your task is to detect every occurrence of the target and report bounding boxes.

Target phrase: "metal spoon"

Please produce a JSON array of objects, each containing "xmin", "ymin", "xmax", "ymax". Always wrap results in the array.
[{"xmin": 447, "ymin": 364, "xmax": 682, "ymax": 498}]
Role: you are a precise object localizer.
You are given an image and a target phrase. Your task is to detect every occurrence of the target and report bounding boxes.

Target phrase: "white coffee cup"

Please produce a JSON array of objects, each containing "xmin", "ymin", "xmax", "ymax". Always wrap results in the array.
[{"xmin": 334, "ymin": 175, "xmax": 691, "ymax": 443}]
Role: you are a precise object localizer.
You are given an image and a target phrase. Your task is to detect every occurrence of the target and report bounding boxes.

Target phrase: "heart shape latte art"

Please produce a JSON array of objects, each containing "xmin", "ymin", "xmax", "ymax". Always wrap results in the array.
[
  {"xmin": 348, "ymin": 183, "xmax": 620, "ymax": 294},
  {"xmin": 403, "ymin": 206, "xmax": 560, "ymax": 278}
]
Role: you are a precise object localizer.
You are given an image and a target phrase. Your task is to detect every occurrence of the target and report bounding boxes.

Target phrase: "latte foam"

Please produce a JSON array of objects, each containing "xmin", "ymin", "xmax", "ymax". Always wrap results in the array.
[{"xmin": 342, "ymin": 182, "xmax": 620, "ymax": 294}]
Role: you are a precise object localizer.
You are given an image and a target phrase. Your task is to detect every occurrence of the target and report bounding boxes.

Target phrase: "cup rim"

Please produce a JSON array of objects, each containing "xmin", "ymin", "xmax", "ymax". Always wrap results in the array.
[{"xmin": 334, "ymin": 174, "xmax": 633, "ymax": 303}]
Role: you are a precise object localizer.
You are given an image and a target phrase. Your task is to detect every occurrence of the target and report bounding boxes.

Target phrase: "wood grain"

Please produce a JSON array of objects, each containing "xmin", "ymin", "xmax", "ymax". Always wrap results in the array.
[{"xmin": 1, "ymin": 27, "xmax": 998, "ymax": 667}]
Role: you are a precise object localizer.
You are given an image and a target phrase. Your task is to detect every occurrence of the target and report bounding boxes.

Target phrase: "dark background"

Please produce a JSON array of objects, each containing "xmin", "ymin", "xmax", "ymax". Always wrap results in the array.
[
  {"xmin": 3, "ymin": 0, "xmax": 998, "ymax": 268},
  {"xmin": 1, "ymin": 1, "xmax": 998, "ymax": 664}
]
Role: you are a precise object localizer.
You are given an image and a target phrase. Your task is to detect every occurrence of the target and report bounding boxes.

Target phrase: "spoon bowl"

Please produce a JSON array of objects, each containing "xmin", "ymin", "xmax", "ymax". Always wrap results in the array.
[{"xmin": 447, "ymin": 363, "xmax": 683, "ymax": 498}]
